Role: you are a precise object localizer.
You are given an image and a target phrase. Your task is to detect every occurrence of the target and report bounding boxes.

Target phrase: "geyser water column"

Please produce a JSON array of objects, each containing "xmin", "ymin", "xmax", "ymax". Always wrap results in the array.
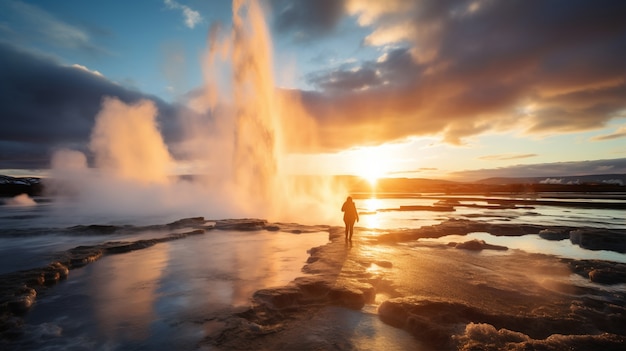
[
  {"xmin": 205, "ymin": 0, "xmax": 285, "ymax": 215},
  {"xmin": 232, "ymin": 0, "xmax": 281, "ymax": 210},
  {"xmin": 194, "ymin": 0, "xmax": 347, "ymax": 223},
  {"xmin": 47, "ymin": 0, "xmax": 342, "ymax": 224}
]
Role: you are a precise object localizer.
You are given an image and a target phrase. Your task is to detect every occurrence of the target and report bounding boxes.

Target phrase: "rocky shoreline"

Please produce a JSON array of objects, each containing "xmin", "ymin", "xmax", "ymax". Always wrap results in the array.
[
  {"xmin": 0, "ymin": 218, "xmax": 326, "ymax": 341},
  {"xmin": 1, "ymin": 218, "xmax": 625, "ymax": 350},
  {"xmin": 199, "ymin": 219, "xmax": 626, "ymax": 350}
]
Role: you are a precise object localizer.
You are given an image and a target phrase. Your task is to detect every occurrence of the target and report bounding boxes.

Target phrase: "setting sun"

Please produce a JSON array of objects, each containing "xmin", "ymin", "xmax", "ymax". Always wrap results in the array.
[
  {"xmin": 358, "ymin": 163, "xmax": 386, "ymax": 186},
  {"xmin": 352, "ymin": 147, "xmax": 391, "ymax": 186}
]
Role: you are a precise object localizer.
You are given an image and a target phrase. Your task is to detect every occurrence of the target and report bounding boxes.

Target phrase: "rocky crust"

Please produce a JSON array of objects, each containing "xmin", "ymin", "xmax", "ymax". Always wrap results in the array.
[
  {"xmin": 377, "ymin": 218, "xmax": 626, "ymax": 253},
  {"xmin": 2, "ymin": 217, "xmax": 625, "ymax": 350},
  {"xmin": 450, "ymin": 239, "xmax": 508, "ymax": 251},
  {"xmin": 0, "ymin": 218, "xmax": 322, "ymax": 341},
  {"xmin": 378, "ymin": 294, "xmax": 626, "ymax": 350},
  {"xmin": 199, "ymin": 226, "xmax": 389, "ymax": 349},
  {"xmin": 199, "ymin": 219, "xmax": 626, "ymax": 350},
  {"xmin": 565, "ymin": 259, "xmax": 626, "ymax": 285}
]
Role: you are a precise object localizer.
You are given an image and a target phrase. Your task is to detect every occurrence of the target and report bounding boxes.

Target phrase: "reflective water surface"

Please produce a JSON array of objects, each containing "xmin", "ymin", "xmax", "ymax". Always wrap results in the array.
[
  {"xmin": 356, "ymin": 195, "xmax": 625, "ymax": 263},
  {"xmin": 356, "ymin": 196, "xmax": 625, "ymax": 230},
  {"xmin": 19, "ymin": 230, "xmax": 328, "ymax": 350},
  {"xmin": 1, "ymin": 193, "xmax": 624, "ymax": 349}
]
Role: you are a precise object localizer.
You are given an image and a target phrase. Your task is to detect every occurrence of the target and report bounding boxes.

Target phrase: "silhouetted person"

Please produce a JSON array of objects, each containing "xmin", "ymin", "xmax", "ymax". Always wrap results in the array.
[{"xmin": 341, "ymin": 196, "xmax": 359, "ymax": 242}]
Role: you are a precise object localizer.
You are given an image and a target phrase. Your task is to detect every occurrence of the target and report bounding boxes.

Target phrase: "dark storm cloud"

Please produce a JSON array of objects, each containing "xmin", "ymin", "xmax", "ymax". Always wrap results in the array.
[
  {"xmin": 0, "ymin": 42, "xmax": 181, "ymax": 169},
  {"xmin": 269, "ymin": 0, "xmax": 346, "ymax": 41},
  {"xmin": 291, "ymin": 0, "xmax": 626, "ymax": 150}
]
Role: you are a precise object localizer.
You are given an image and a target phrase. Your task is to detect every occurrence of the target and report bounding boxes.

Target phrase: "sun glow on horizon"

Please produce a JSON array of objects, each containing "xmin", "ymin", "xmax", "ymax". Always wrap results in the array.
[
  {"xmin": 359, "ymin": 165, "xmax": 386, "ymax": 186},
  {"xmin": 354, "ymin": 153, "xmax": 389, "ymax": 186},
  {"xmin": 283, "ymin": 138, "xmax": 442, "ymax": 179},
  {"xmin": 341, "ymin": 143, "xmax": 408, "ymax": 186}
]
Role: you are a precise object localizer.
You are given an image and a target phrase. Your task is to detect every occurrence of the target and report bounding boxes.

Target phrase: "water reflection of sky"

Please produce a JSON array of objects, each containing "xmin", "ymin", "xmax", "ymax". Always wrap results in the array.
[
  {"xmin": 355, "ymin": 196, "xmax": 625, "ymax": 263},
  {"xmin": 422, "ymin": 232, "xmax": 626, "ymax": 264},
  {"xmin": 24, "ymin": 230, "xmax": 329, "ymax": 350},
  {"xmin": 0, "ymin": 228, "xmax": 175, "ymax": 275},
  {"xmin": 4, "ymin": 194, "xmax": 624, "ymax": 349},
  {"xmin": 356, "ymin": 197, "xmax": 625, "ymax": 230}
]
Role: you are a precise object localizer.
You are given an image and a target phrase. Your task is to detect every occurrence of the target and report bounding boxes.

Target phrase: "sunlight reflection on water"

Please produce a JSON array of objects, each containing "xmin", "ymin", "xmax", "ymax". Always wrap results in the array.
[
  {"xmin": 23, "ymin": 230, "xmax": 329, "ymax": 350},
  {"xmin": 354, "ymin": 195, "xmax": 625, "ymax": 264},
  {"xmin": 422, "ymin": 232, "xmax": 626, "ymax": 263},
  {"xmin": 355, "ymin": 196, "xmax": 625, "ymax": 230},
  {"xmin": 2, "ymin": 193, "xmax": 624, "ymax": 349}
]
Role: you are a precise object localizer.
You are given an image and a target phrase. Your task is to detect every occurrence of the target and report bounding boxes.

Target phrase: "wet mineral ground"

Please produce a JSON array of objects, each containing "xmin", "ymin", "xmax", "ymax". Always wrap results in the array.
[{"xmin": 1, "ymin": 218, "xmax": 625, "ymax": 350}]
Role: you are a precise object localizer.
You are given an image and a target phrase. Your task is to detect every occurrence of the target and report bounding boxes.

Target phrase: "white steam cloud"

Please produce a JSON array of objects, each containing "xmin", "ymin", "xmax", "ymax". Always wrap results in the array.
[
  {"xmin": 47, "ymin": 0, "xmax": 346, "ymax": 226},
  {"xmin": 90, "ymin": 97, "xmax": 172, "ymax": 184}
]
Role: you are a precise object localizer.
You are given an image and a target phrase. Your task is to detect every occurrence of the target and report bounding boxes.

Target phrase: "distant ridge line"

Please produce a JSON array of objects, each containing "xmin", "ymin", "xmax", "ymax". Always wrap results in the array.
[{"xmin": 476, "ymin": 173, "xmax": 626, "ymax": 185}]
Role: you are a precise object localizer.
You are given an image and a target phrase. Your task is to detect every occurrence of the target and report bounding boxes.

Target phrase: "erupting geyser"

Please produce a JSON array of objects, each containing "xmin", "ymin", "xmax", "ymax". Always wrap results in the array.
[
  {"xmin": 205, "ymin": 0, "xmax": 284, "ymax": 212},
  {"xmin": 48, "ymin": 0, "xmax": 341, "ymax": 224}
]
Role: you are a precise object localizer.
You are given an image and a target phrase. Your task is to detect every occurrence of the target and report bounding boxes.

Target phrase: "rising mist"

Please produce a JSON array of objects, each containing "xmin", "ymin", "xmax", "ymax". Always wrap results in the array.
[{"xmin": 46, "ymin": 0, "xmax": 344, "ymax": 225}]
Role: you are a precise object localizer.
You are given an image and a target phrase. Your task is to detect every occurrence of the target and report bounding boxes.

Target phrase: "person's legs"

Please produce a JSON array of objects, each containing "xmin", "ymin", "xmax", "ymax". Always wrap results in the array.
[
  {"xmin": 348, "ymin": 221, "xmax": 355, "ymax": 241},
  {"xmin": 344, "ymin": 220, "xmax": 349, "ymax": 242}
]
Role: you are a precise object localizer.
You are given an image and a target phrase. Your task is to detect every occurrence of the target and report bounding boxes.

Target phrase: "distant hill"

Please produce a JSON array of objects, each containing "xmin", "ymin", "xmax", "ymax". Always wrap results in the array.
[
  {"xmin": 476, "ymin": 174, "xmax": 626, "ymax": 186},
  {"xmin": 343, "ymin": 174, "xmax": 625, "ymax": 194},
  {"xmin": 1, "ymin": 173, "xmax": 624, "ymax": 198},
  {"xmin": 0, "ymin": 175, "xmax": 43, "ymax": 197}
]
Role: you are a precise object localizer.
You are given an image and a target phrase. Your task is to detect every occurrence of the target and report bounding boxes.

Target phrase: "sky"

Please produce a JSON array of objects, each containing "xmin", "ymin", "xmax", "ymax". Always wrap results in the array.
[{"xmin": 0, "ymin": 0, "xmax": 625, "ymax": 181}]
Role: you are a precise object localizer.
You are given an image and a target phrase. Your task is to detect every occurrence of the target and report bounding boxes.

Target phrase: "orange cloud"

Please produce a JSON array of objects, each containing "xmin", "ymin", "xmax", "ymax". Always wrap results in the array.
[
  {"xmin": 592, "ymin": 127, "xmax": 626, "ymax": 141},
  {"xmin": 291, "ymin": 0, "xmax": 626, "ymax": 151}
]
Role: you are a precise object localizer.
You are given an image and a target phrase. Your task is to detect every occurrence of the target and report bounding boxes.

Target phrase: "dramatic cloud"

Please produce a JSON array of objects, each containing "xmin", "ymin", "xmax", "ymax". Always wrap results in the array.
[
  {"xmin": 279, "ymin": 0, "xmax": 626, "ymax": 150},
  {"xmin": 0, "ymin": 42, "xmax": 181, "ymax": 169},
  {"xmin": 451, "ymin": 158, "xmax": 626, "ymax": 181},
  {"xmin": 164, "ymin": 0, "xmax": 203, "ymax": 29}
]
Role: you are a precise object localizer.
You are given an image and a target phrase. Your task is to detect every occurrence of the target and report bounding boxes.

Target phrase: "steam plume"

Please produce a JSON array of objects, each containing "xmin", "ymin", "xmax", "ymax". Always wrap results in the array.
[{"xmin": 47, "ymin": 0, "xmax": 344, "ymax": 225}]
